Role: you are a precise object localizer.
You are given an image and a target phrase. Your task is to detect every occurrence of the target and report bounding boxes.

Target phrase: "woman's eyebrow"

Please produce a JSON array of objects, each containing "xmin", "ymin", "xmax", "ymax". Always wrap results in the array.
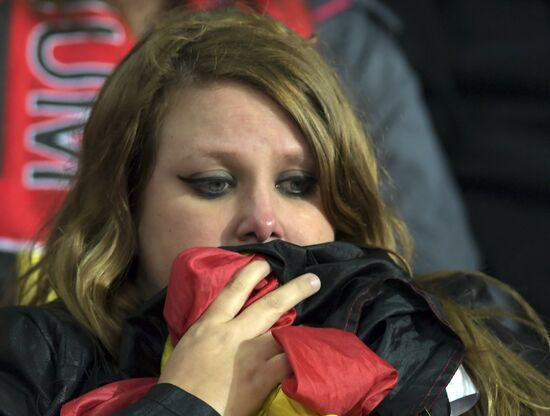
[{"xmin": 179, "ymin": 148, "xmax": 313, "ymax": 164}]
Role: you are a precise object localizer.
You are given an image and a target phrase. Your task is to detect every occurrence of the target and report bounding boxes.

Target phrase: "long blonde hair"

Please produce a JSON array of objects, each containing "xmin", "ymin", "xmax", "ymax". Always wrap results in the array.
[
  {"xmin": 21, "ymin": 8, "xmax": 408, "ymax": 353},
  {"xmin": 19, "ymin": 8, "xmax": 549, "ymax": 415}
]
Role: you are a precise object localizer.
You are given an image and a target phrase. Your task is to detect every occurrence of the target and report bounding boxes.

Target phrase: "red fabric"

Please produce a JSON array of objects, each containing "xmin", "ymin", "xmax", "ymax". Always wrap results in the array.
[
  {"xmin": 62, "ymin": 247, "xmax": 397, "ymax": 415},
  {"xmin": 164, "ymin": 247, "xmax": 296, "ymax": 345},
  {"xmin": 0, "ymin": 0, "xmax": 134, "ymax": 250},
  {"xmin": 273, "ymin": 326, "xmax": 398, "ymax": 415},
  {"xmin": 167, "ymin": 248, "xmax": 397, "ymax": 413},
  {"xmin": 60, "ymin": 379, "xmax": 156, "ymax": 415}
]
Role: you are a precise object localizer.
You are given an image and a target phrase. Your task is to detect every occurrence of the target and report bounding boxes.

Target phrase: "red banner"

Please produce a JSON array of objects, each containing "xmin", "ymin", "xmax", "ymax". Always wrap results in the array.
[{"xmin": 0, "ymin": 0, "xmax": 134, "ymax": 250}]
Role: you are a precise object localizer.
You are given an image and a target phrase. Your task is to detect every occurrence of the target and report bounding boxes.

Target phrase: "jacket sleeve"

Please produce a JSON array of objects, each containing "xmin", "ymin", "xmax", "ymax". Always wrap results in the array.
[
  {"xmin": 0, "ymin": 306, "xmax": 73, "ymax": 416},
  {"xmin": 114, "ymin": 384, "xmax": 220, "ymax": 416},
  {"xmin": 0, "ymin": 306, "xmax": 220, "ymax": 416}
]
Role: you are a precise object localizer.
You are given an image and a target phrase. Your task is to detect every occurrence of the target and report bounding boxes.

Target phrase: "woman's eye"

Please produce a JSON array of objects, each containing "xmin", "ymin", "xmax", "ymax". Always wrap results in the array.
[
  {"xmin": 179, "ymin": 175, "xmax": 235, "ymax": 198},
  {"xmin": 276, "ymin": 173, "xmax": 318, "ymax": 197}
]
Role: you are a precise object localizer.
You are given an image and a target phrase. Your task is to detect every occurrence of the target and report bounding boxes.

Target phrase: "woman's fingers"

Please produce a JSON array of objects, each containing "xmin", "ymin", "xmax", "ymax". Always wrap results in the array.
[
  {"xmin": 241, "ymin": 336, "xmax": 292, "ymax": 398},
  {"xmin": 199, "ymin": 259, "xmax": 321, "ymax": 341},
  {"xmin": 201, "ymin": 261, "xmax": 272, "ymax": 323},
  {"xmin": 263, "ymin": 352, "xmax": 293, "ymax": 384},
  {"xmin": 247, "ymin": 331, "xmax": 285, "ymax": 361},
  {"xmin": 159, "ymin": 265, "xmax": 316, "ymax": 416},
  {"xmin": 232, "ymin": 272, "xmax": 320, "ymax": 338}
]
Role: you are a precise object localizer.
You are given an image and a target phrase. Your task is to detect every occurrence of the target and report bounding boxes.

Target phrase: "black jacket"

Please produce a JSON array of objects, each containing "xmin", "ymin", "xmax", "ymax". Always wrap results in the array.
[
  {"xmin": 0, "ymin": 298, "xmax": 218, "ymax": 416},
  {"xmin": 0, "ymin": 241, "xmax": 477, "ymax": 415}
]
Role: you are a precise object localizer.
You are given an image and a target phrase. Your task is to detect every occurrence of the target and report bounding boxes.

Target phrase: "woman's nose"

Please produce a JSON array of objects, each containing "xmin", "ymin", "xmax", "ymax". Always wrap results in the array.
[{"xmin": 235, "ymin": 189, "xmax": 284, "ymax": 243}]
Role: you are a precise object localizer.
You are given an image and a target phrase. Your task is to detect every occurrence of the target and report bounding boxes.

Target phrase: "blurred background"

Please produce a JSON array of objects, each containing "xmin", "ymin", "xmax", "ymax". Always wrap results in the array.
[
  {"xmin": 1, "ymin": 0, "xmax": 548, "ymax": 324},
  {"xmin": 381, "ymin": 0, "xmax": 550, "ymax": 322}
]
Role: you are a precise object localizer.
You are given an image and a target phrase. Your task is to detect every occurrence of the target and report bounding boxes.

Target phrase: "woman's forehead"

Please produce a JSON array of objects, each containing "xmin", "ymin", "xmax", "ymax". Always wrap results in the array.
[{"xmin": 157, "ymin": 81, "xmax": 315, "ymax": 165}]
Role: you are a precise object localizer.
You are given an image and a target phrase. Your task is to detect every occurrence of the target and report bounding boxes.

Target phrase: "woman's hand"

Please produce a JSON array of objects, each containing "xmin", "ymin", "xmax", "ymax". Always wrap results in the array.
[{"xmin": 158, "ymin": 261, "xmax": 321, "ymax": 416}]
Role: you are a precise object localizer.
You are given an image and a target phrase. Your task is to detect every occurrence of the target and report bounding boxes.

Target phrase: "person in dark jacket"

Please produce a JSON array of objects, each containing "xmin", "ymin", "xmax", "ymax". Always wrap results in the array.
[{"xmin": 1, "ymin": 8, "xmax": 549, "ymax": 416}]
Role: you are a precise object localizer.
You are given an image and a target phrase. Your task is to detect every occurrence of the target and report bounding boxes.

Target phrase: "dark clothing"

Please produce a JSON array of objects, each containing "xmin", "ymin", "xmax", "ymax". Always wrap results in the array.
[
  {"xmin": 381, "ymin": 0, "xmax": 550, "ymax": 322},
  {"xmin": 310, "ymin": 0, "xmax": 480, "ymax": 273},
  {"xmin": 1, "ymin": 241, "xmax": 548, "ymax": 415},
  {"xmin": 419, "ymin": 271, "xmax": 550, "ymax": 377},
  {"xmin": 231, "ymin": 241, "xmax": 461, "ymax": 415},
  {"xmin": 1, "ymin": 241, "xmax": 465, "ymax": 416},
  {"xmin": 0, "ymin": 300, "xmax": 218, "ymax": 416}
]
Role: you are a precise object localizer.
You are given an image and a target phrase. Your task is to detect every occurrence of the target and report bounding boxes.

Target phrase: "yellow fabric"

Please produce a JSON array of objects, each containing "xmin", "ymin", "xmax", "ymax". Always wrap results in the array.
[
  {"xmin": 17, "ymin": 250, "xmax": 57, "ymax": 304},
  {"xmin": 160, "ymin": 337, "xmax": 174, "ymax": 371},
  {"xmin": 258, "ymin": 385, "xmax": 337, "ymax": 416},
  {"xmin": 161, "ymin": 340, "xmax": 336, "ymax": 416}
]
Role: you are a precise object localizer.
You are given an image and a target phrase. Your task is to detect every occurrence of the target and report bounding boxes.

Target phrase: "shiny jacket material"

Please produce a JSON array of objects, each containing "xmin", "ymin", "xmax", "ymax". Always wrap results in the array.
[{"xmin": 2, "ymin": 241, "xmax": 467, "ymax": 415}]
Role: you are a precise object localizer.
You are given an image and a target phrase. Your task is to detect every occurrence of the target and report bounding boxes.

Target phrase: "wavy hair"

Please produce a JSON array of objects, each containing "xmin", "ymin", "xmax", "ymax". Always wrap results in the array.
[
  {"xmin": 21, "ymin": 8, "xmax": 408, "ymax": 353},
  {"xmin": 19, "ymin": 8, "xmax": 549, "ymax": 414}
]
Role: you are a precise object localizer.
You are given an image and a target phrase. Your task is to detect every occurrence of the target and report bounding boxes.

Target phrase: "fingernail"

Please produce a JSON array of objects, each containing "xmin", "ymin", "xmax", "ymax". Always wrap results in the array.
[{"xmin": 306, "ymin": 274, "xmax": 321, "ymax": 290}]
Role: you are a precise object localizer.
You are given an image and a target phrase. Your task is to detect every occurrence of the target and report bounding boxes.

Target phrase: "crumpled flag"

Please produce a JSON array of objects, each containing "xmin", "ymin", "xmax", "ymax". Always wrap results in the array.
[{"xmin": 61, "ymin": 246, "xmax": 398, "ymax": 415}]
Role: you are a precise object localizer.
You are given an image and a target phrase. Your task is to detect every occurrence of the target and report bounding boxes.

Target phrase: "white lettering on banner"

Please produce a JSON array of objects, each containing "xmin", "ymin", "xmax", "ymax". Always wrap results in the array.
[
  {"xmin": 24, "ymin": 12, "xmax": 126, "ymax": 189},
  {"xmin": 27, "ymin": 16, "xmax": 124, "ymax": 87}
]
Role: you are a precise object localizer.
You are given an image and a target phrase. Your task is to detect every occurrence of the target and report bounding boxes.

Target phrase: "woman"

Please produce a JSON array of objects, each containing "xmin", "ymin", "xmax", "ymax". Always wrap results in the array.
[{"xmin": 1, "ymin": 8, "xmax": 548, "ymax": 416}]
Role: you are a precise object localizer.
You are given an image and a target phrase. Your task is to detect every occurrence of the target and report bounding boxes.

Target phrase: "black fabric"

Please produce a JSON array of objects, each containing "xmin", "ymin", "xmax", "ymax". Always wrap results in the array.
[
  {"xmin": 118, "ymin": 289, "xmax": 168, "ymax": 379},
  {"xmin": 310, "ymin": 0, "xmax": 480, "ymax": 274},
  {"xmin": 0, "ymin": 241, "xmax": 465, "ymax": 415},
  {"xmin": 381, "ymin": 0, "xmax": 550, "ymax": 323},
  {"xmin": 0, "ymin": 302, "xmax": 117, "ymax": 416},
  {"xmin": 0, "ymin": 295, "xmax": 214, "ymax": 415},
  {"xmin": 420, "ymin": 271, "xmax": 550, "ymax": 377},
  {"xmin": 228, "ymin": 241, "xmax": 461, "ymax": 415},
  {"xmin": 0, "ymin": 252, "xmax": 16, "ymax": 304}
]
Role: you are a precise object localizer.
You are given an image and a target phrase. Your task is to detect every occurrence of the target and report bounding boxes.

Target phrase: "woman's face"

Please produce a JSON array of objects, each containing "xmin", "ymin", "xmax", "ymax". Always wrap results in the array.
[{"xmin": 138, "ymin": 81, "xmax": 335, "ymax": 291}]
